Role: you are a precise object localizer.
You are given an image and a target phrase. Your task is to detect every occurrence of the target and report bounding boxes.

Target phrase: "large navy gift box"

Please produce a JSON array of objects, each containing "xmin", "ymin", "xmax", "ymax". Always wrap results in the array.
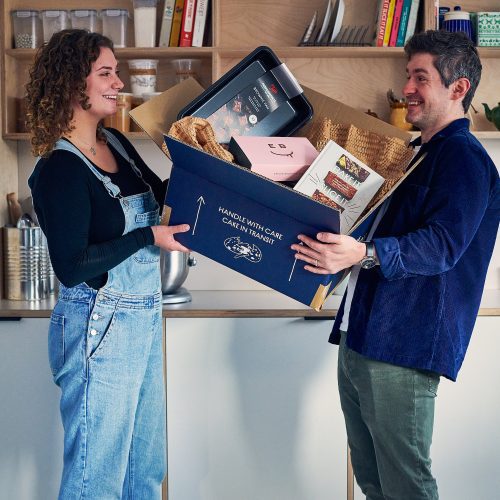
[{"xmin": 130, "ymin": 78, "xmax": 413, "ymax": 310}]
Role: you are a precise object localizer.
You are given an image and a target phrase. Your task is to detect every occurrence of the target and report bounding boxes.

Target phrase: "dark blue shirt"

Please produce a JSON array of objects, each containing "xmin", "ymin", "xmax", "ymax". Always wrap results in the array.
[{"xmin": 330, "ymin": 119, "xmax": 500, "ymax": 381}]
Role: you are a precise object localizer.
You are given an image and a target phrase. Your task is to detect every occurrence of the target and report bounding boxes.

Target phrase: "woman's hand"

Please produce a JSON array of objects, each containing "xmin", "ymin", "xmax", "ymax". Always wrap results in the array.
[
  {"xmin": 151, "ymin": 224, "xmax": 191, "ymax": 253},
  {"xmin": 291, "ymin": 232, "xmax": 366, "ymax": 274}
]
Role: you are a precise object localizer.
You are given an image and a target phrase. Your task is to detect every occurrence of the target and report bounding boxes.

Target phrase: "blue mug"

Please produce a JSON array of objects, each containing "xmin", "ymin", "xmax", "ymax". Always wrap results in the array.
[{"xmin": 443, "ymin": 7, "xmax": 473, "ymax": 41}]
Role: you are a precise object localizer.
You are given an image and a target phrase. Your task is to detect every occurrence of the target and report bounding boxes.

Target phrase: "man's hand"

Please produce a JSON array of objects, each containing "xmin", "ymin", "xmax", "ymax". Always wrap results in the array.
[
  {"xmin": 291, "ymin": 232, "xmax": 366, "ymax": 274},
  {"xmin": 151, "ymin": 224, "xmax": 191, "ymax": 253}
]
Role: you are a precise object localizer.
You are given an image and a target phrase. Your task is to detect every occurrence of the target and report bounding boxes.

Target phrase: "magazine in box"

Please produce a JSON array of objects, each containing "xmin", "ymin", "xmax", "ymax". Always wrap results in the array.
[{"xmin": 294, "ymin": 140, "xmax": 385, "ymax": 233}]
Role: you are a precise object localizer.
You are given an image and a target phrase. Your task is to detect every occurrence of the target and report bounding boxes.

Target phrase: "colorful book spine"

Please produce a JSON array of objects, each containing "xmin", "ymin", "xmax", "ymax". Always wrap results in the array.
[
  {"xmin": 375, "ymin": 0, "xmax": 391, "ymax": 47},
  {"xmin": 396, "ymin": 0, "xmax": 412, "ymax": 46},
  {"xmin": 179, "ymin": 0, "xmax": 197, "ymax": 47},
  {"xmin": 159, "ymin": 0, "xmax": 176, "ymax": 47},
  {"xmin": 383, "ymin": 0, "xmax": 397, "ymax": 47},
  {"xmin": 192, "ymin": 0, "xmax": 209, "ymax": 47},
  {"xmin": 389, "ymin": 0, "xmax": 405, "ymax": 46},
  {"xmin": 169, "ymin": 0, "xmax": 185, "ymax": 47},
  {"xmin": 404, "ymin": 0, "xmax": 421, "ymax": 44}
]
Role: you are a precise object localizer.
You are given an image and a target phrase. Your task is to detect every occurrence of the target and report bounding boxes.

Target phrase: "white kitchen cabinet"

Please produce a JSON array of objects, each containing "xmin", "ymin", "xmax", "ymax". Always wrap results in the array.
[
  {"xmin": 165, "ymin": 317, "xmax": 348, "ymax": 500},
  {"xmin": 432, "ymin": 317, "xmax": 500, "ymax": 500},
  {"xmin": 0, "ymin": 318, "xmax": 63, "ymax": 500}
]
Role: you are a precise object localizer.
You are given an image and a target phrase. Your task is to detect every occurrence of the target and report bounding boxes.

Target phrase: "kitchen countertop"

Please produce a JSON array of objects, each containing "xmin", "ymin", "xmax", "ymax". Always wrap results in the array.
[{"xmin": 0, "ymin": 289, "xmax": 499, "ymax": 318}]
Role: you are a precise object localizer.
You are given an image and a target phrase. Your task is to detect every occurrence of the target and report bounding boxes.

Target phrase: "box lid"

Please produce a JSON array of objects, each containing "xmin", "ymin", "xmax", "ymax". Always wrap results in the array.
[{"xmin": 129, "ymin": 78, "xmax": 205, "ymax": 157}]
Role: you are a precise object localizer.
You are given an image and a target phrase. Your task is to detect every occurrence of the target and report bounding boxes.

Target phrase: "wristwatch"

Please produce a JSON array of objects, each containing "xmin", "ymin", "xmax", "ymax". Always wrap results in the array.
[{"xmin": 359, "ymin": 241, "xmax": 378, "ymax": 269}]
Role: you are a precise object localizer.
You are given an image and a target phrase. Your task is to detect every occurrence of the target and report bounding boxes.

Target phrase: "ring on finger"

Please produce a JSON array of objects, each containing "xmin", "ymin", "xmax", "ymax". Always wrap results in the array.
[{"xmin": 315, "ymin": 259, "xmax": 318, "ymax": 267}]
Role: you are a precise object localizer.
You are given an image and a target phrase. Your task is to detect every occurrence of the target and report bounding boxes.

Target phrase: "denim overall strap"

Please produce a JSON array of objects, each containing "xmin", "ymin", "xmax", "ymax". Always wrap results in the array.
[
  {"xmin": 53, "ymin": 138, "xmax": 122, "ymax": 198},
  {"xmin": 102, "ymin": 129, "xmax": 144, "ymax": 179}
]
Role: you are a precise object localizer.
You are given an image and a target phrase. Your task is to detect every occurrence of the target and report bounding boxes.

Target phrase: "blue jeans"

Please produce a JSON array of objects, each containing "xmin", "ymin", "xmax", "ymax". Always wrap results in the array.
[
  {"xmin": 50, "ymin": 285, "xmax": 165, "ymax": 499},
  {"xmin": 338, "ymin": 332, "xmax": 440, "ymax": 500}
]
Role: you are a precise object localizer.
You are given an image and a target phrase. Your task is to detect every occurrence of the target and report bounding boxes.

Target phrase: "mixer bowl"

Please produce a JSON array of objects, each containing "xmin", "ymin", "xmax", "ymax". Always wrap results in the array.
[{"xmin": 160, "ymin": 250, "xmax": 196, "ymax": 294}]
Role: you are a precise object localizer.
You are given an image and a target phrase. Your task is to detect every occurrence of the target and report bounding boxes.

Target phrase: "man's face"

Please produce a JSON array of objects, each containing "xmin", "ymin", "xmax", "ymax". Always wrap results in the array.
[{"xmin": 403, "ymin": 53, "xmax": 458, "ymax": 137}]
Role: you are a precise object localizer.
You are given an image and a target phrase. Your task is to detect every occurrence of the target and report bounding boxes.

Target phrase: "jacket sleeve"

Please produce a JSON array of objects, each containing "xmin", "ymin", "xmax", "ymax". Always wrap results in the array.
[{"xmin": 374, "ymin": 138, "xmax": 498, "ymax": 281}]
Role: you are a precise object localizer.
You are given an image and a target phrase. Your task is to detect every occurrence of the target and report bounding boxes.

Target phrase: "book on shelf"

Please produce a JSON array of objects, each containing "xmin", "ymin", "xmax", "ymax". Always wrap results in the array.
[
  {"xmin": 169, "ymin": 0, "xmax": 185, "ymax": 47},
  {"xmin": 179, "ymin": 0, "xmax": 197, "ymax": 47},
  {"xmin": 159, "ymin": 0, "xmax": 176, "ymax": 47},
  {"xmin": 389, "ymin": 0, "xmax": 405, "ymax": 46},
  {"xmin": 395, "ymin": 0, "xmax": 412, "ymax": 46},
  {"xmin": 404, "ymin": 0, "xmax": 421, "ymax": 44},
  {"xmin": 192, "ymin": 0, "xmax": 210, "ymax": 47},
  {"xmin": 293, "ymin": 140, "xmax": 385, "ymax": 234},
  {"xmin": 383, "ymin": 0, "xmax": 397, "ymax": 46},
  {"xmin": 374, "ymin": 0, "xmax": 391, "ymax": 47}
]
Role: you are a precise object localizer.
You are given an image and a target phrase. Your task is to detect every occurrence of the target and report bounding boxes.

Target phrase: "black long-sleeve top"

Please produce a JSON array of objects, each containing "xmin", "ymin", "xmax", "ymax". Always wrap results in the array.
[{"xmin": 28, "ymin": 128, "xmax": 167, "ymax": 289}]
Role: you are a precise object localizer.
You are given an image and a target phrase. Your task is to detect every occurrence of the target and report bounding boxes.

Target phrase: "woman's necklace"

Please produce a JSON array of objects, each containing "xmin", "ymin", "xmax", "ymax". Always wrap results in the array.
[{"xmin": 71, "ymin": 134, "xmax": 98, "ymax": 156}]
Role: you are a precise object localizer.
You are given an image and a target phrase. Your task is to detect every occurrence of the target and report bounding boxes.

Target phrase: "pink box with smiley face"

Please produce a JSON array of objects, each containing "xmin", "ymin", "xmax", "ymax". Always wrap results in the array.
[{"xmin": 228, "ymin": 136, "xmax": 319, "ymax": 181}]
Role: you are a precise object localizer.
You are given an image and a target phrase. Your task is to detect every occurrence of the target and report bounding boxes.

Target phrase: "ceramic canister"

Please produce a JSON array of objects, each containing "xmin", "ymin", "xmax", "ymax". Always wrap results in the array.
[{"xmin": 443, "ymin": 8, "xmax": 473, "ymax": 41}]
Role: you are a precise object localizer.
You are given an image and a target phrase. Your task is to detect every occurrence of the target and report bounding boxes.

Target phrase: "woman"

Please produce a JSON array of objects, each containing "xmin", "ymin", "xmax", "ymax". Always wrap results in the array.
[{"xmin": 26, "ymin": 29, "xmax": 189, "ymax": 498}]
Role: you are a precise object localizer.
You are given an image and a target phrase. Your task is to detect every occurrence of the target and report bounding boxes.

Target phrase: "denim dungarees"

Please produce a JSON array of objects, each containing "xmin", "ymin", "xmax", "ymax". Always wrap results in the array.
[{"xmin": 47, "ymin": 130, "xmax": 165, "ymax": 499}]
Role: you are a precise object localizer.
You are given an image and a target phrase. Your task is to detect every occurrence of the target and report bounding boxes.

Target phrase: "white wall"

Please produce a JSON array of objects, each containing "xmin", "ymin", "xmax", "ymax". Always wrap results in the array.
[{"xmin": 16, "ymin": 138, "xmax": 500, "ymax": 291}]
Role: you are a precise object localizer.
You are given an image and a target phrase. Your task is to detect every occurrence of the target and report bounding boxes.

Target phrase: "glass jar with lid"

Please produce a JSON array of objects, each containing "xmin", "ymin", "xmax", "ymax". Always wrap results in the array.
[
  {"xmin": 69, "ymin": 9, "xmax": 101, "ymax": 33},
  {"xmin": 11, "ymin": 10, "xmax": 43, "ymax": 48},
  {"xmin": 41, "ymin": 10, "xmax": 69, "ymax": 43},
  {"xmin": 101, "ymin": 9, "xmax": 129, "ymax": 48}
]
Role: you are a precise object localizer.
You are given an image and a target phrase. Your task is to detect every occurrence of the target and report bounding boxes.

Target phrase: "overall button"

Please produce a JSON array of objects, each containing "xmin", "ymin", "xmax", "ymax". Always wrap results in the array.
[
  {"xmin": 90, "ymin": 329, "xmax": 98, "ymax": 336},
  {"xmin": 92, "ymin": 313, "xmax": 99, "ymax": 321}
]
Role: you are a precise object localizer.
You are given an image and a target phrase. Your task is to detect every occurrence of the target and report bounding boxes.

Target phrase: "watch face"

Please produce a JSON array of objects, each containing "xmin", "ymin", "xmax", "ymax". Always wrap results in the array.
[{"xmin": 360, "ymin": 257, "xmax": 377, "ymax": 269}]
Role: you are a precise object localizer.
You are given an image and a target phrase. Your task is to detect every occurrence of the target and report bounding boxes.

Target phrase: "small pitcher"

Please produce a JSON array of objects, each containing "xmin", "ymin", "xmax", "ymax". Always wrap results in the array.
[{"xmin": 389, "ymin": 102, "xmax": 413, "ymax": 131}]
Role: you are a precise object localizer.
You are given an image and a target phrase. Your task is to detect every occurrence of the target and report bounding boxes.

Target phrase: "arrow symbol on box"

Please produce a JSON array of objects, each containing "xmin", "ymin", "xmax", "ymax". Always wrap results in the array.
[
  {"xmin": 192, "ymin": 196, "xmax": 205, "ymax": 235},
  {"xmin": 289, "ymin": 242, "xmax": 304, "ymax": 282}
]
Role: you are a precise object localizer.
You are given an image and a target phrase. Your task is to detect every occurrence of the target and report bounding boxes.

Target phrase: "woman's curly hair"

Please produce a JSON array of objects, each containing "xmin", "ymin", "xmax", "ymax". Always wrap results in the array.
[{"xmin": 25, "ymin": 29, "xmax": 114, "ymax": 157}]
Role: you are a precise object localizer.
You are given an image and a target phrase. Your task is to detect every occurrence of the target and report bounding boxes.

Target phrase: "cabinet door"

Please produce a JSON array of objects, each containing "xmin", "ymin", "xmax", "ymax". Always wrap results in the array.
[
  {"xmin": 432, "ymin": 317, "xmax": 500, "ymax": 500},
  {"xmin": 165, "ymin": 317, "xmax": 347, "ymax": 500},
  {"xmin": 0, "ymin": 318, "xmax": 63, "ymax": 500}
]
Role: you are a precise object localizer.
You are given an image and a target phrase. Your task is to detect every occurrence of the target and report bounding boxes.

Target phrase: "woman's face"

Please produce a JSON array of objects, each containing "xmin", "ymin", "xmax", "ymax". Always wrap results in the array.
[{"xmin": 83, "ymin": 47, "xmax": 124, "ymax": 120}]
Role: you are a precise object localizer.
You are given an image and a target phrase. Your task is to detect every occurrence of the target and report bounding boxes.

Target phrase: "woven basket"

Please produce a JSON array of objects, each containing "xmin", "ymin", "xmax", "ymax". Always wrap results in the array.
[
  {"xmin": 308, "ymin": 118, "xmax": 414, "ymax": 213},
  {"xmin": 165, "ymin": 117, "xmax": 234, "ymax": 163}
]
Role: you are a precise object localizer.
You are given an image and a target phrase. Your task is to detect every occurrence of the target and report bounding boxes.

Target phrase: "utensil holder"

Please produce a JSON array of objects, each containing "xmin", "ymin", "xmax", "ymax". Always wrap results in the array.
[{"xmin": 3, "ymin": 226, "xmax": 58, "ymax": 301}]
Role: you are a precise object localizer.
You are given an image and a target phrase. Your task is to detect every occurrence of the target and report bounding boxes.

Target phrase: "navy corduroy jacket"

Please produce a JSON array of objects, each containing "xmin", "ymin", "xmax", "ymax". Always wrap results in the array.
[{"xmin": 330, "ymin": 119, "xmax": 500, "ymax": 381}]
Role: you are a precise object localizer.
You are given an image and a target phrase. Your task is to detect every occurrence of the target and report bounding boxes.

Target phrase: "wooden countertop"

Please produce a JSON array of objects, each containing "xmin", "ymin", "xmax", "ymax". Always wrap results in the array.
[{"xmin": 0, "ymin": 290, "xmax": 499, "ymax": 319}]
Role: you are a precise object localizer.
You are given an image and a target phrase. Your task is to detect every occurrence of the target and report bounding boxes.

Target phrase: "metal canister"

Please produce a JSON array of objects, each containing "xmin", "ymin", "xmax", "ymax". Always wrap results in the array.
[{"xmin": 3, "ymin": 226, "xmax": 58, "ymax": 300}]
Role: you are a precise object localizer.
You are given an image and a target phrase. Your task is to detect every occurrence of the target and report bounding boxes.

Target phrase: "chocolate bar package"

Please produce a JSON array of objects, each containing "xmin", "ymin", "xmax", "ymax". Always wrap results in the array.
[
  {"xmin": 294, "ymin": 140, "xmax": 385, "ymax": 233},
  {"xmin": 177, "ymin": 46, "xmax": 313, "ymax": 143},
  {"xmin": 228, "ymin": 136, "xmax": 319, "ymax": 181}
]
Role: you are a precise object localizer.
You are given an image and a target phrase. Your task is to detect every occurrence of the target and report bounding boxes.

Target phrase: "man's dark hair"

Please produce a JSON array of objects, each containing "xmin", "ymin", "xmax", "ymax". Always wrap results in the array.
[{"xmin": 404, "ymin": 30, "xmax": 481, "ymax": 113}]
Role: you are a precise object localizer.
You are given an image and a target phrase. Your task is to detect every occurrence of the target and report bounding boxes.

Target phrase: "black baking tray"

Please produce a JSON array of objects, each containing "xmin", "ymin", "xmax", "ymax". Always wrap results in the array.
[{"xmin": 176, "ymin": 46, "xmax": 313, "ymax": 143}]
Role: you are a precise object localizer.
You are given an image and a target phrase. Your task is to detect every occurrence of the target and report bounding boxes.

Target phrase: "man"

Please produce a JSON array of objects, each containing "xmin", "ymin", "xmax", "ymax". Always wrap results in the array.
[{"xmin": 292, "ymin": 30, "xmax": 499, "ymax": 499}]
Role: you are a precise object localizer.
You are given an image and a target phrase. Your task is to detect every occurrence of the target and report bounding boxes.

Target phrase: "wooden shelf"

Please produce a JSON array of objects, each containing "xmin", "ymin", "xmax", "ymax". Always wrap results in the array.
[
  {"xmin": 409, "ymin": 130, "xmax": 500, "ymax": 140},
  {"xmin": 218, "ymin": 46, "xmax": 408, "ymax": 59},
  {"xmin": 5, "ymin": 46, "xmax": 214, "ymax": 60},
  {"xmin": 8, "ymin": 46, "xmax": 499, "ymax": 62},
  {"xmin": 7, "ymin": 130, "xmax": 499, "ymax": 142}
]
